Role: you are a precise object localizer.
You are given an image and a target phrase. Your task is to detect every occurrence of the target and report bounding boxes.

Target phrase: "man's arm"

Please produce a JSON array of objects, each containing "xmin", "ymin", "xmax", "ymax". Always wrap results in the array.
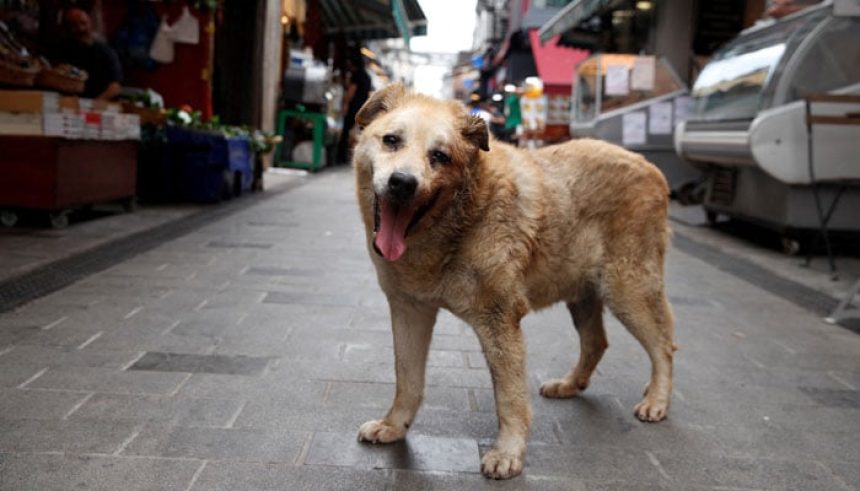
[
  {"xmin": 96, "ymin": 42, "xmax": 123, "ymax": 101},
  {"xmin": 96, "ymin": 81, "xmax": 121, "ymax": 101}
]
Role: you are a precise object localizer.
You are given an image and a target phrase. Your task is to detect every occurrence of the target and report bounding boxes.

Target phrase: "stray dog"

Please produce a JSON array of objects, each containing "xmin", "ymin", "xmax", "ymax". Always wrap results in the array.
[{"xmin": 353, "ymin": 84, "xmax": 674, "ymax": 480}]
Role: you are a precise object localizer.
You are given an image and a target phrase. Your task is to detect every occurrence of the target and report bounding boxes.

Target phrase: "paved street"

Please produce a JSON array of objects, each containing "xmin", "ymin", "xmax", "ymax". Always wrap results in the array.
[{"xmin": 1, "ymin": 168, "xmax": 859, "ymax": 490}]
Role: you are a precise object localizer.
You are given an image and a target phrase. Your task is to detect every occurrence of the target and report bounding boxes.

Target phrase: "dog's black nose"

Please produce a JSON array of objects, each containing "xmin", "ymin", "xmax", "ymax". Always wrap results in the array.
[{"xmin": 388, "ymin": 171, "xmax": 418, "ymax": 202}]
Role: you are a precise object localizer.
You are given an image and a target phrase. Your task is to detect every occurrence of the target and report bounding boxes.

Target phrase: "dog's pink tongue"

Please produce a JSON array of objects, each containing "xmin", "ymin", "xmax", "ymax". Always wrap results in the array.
[{"xmin": 375, "ymin": 199, "xmax": 414, "ymax": 261}]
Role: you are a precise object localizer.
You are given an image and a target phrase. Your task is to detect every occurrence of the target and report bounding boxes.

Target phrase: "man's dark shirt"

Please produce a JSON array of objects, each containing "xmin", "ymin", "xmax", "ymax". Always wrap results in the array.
[
  {"xmin": 346, "ymin": 67, "xmax": 371, "ymax": 118},
  {"xmin": 54, "ymin": 39, "xmax": 122, "ymax": 98}
]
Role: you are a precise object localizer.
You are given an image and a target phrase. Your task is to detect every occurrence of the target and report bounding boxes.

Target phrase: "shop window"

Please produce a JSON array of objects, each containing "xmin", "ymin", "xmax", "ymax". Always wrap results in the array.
[{"xmin": 573, "ymin": 54, "xmax": 683, "ymax": 123}]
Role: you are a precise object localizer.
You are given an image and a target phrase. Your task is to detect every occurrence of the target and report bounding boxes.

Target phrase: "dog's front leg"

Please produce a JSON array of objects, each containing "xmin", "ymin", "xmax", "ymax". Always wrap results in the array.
[
  {"xmin": 357, "ymin": 297, "xmax": 437, "ymax": 444},
  {"xmin": 473, "ymin": 314, "xmax": 532, "ymax": 480}
]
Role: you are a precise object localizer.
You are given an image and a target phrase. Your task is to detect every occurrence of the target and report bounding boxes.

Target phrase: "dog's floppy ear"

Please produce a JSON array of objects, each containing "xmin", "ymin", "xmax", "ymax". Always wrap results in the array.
[
  {"xmin": 462, "ymin": 115, "xmax": 490, "ymax": 152},
  {"xmin": 356, "ymin": 83, "xmax": 407, "ymax": 129}
]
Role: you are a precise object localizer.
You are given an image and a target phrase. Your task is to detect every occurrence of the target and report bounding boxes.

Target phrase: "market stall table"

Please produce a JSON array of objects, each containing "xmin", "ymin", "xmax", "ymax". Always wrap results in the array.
[{"xmin": 0, "ymin": 136, "xmax": 137, "ymax": 228}]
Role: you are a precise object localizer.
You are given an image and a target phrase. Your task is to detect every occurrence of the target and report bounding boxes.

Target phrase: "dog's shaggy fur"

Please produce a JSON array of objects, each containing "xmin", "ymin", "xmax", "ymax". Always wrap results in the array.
[{"xmin": 353, "ymin": 85, "xmax": 675, "ymax": 479}]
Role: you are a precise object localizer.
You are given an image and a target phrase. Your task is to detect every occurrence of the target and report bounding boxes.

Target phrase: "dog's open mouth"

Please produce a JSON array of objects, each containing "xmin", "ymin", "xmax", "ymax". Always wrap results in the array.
[{"xmin": 373, "ymin": 191, "xmax": 438, "ymax": 262}]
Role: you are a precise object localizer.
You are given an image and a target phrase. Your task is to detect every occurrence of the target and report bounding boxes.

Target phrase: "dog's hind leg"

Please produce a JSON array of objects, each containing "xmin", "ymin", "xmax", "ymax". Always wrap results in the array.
[
  {"xmin": 358, "ymin": 298, "xmax": 437, "ymax": 443},
  {"xmin": 539, "ymin": 286, "xmax": 607, "ymax": 398},
  {"xmin": 606, "ymin": 271, "xmax": 674, "ymax": 422}
]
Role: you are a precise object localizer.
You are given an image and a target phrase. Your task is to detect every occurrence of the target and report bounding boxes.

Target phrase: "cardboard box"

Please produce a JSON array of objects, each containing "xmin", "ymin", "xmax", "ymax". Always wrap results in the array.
[
  {"xmin": 59, "ymin": 96, "xmax": 79, "ymax": 114},
  {"xmin": 43, "ymin": 113, "xmax": 84, "ymax": 139},
  {"xmin": 82, "ymin": 111, "xmax": 101, "ymax": 139},
  {"xmin": 0, "ymin": 111, "xmax": 44, "ymax": 135},
  {"xmin": 99, "ymin": 113, "xmax": 142, "ymax": 140},
  {"xmin": 0, "ymin": 90, "xmax": 59, "ymax": 114},
  {"xmin": 78, "ymin": 98, "xmax": 121, "ymax": 114}
]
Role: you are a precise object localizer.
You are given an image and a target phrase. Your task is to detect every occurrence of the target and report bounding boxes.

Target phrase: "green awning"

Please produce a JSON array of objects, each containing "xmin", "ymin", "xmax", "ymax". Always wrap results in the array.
[
  {"xmin": 538, "ymin": 0, "xmax": 620, "ymax": 43},
  {"xmin": 319, "ymin": 0, "xmax": 427, "ymax": 42}
]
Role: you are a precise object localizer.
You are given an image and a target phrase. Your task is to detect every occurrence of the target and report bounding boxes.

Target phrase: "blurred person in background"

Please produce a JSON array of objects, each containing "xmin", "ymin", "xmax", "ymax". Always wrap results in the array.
[
  {"xmin": 53, "ymin": 8, "xmax": 122, "ymax": 100},
  {"xmin": 336, "ymin": 47, "xmax": 371, "ymax": 165}
]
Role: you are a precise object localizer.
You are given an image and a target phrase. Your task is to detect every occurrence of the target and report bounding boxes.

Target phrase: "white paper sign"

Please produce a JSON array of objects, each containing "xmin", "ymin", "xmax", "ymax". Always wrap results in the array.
[
  {"xmin": 622, "ymin": 111, "xmax": 647, "ymax": 147},
  {"xmin": 674, "ymin": 96, "xmax": 693, "ymax": 123},
  {"xmin": 631, "ymin": 56, "xmax": 656, "ymax": 91},
  {"xmin": 605, "ymin": 64, "xmax": 629, "ymax": 96},
  {"xmin": 648, "ymin": 101, "xmax": 673, "ymax": 134}
]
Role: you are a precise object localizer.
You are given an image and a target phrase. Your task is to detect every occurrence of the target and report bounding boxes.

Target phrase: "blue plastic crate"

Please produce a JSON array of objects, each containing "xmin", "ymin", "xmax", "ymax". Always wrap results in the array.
[{"xmin": 163, "ymin": 127, "xmax": 253, "ymax": 203}]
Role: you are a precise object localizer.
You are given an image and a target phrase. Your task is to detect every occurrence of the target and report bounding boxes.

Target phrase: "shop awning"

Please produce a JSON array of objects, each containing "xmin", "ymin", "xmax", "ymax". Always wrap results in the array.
[
  {"xmin": 537, "ymin": 0, "xmax": 624, "ymax": 43},
  {"xmin": 528, "ymin": 29, "xmax": 589, "ymax": 92},
  {"xmin": 319, "ymin": 0, "xmax": 427, "ymax": 43}
]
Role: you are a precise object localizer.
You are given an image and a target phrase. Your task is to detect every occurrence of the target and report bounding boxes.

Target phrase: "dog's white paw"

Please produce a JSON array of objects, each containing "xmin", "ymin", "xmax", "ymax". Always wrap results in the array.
[
  {"xmin": 480, "ymin": 448, "xmax": 524, "ymax": 480},
  {"xmin": 634, "ymin": 397, "xmax": 668, "ymax": 422},
  {"xmin": 357, "ymin": 419, "xmax": 406, "ymax": 444},
  {"xmin": 539, "ymin": 378, "xmax": 586, "ymax": 398}
]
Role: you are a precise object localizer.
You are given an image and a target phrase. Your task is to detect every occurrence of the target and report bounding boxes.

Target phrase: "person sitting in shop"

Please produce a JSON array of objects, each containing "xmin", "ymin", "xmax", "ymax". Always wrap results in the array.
[{"xmin": 53, "ymin": 8, "xmax": 122, "ymax": 100}]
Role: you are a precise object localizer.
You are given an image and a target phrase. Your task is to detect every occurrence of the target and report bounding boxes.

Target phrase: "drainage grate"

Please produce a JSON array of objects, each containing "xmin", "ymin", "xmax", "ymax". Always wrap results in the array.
[{"xmin": 0, "ymin": 178, "xmax": 306, "ymax": 313}]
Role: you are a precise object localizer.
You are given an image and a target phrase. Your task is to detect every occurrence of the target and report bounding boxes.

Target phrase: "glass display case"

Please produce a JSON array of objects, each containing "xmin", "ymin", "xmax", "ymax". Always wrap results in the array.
[
  {"xmin": 675, "ymin": 1, "xmax": 860, "ymax": 239},
  {"xmin": 570, "ymin": 53, "xmax": 696, "ymax": 193},
  {"xmin": 572, "ymin": 54, "xmax": 685, "ymax": 124},
  {"xmin": 690, "ymin": 6, "xmax": 859, "ymax": 123}
]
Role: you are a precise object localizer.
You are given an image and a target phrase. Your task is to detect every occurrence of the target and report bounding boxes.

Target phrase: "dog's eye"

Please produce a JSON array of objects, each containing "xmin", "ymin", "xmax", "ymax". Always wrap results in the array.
[
  {"xmin": 382, "ymin": 134, "xmax": 400, "ymax": 148},
  {"xmin": 430, "ymin": 150, "xmax": 451, "ymax": 165}
]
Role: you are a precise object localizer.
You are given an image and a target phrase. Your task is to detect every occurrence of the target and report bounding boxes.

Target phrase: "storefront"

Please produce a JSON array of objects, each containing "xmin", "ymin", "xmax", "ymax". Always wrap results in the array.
[{"xmin": 0, "ymin": 1, "xmax": 283, "ymax": 228}]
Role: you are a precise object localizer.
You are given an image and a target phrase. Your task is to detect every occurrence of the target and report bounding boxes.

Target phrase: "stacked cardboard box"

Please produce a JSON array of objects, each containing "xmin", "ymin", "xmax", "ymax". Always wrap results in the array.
[{"xmin": 0, "ymin": 89, "xmax": 141, "ymax": 140}]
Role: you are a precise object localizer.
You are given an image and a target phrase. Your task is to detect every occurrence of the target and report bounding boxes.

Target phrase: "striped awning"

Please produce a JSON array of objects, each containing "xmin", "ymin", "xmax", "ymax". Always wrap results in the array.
[
  {"xmin": 319, "ymin": 0, "xmax": 427, "ymax": 43},
  {"xmin": 538, "ymin": 0, "xmax": 624, "ymax": 43}
]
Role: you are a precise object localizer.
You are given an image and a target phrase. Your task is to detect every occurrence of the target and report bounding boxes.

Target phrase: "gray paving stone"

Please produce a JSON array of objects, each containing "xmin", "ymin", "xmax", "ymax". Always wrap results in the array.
[
  {"xmin": 176, "ymin": 373, "xmax": 326, "ymax": 401},
  {"xmin": 652, "ymin": 451, "xmax": 847, "ymax": 490},
  {"xmin": 392, "ymin": 470, "xmax": 587, "ymax": 490},
  {"xmin": 325, "ymin": 382, "xmax": 471, "ymax": 412},
  {"xmin": 0, "ymin": 453, "xmax": 201, "ymax": 491},
  {"xmin": 242, "ymin": 304, "xmax": 355, "ymax": 331},
  {"xmin": 70, "ymin": 393, "xmax": 242, "ymax": 427},
  {"xmin": 234, "ymin": 401, "xmax": 380, "ymax": 433},
  {"xmin": 266, "ymin": 359, "xmax": 397, "ymax": 384},
  {"xmin": 798, "ymin": 387, "xmax": 860, "ymax": 409},
  {"xmin": 819, "ymin": 461, "xmax": 860, "ymax": 490},
  {"xmin": 411, "ymin": 408, "xmax": 561, "ymax": 445},
  {"xmin": 0, "ymin": 324, "xmax": 39, "ymax": 347},
  {"xmin": 511, "ymin": 443, "xmax": 665, "ymax": 482},
  {"xmin": 86, "ymin": 327, "xmax": 221, "ymax": 355},
  {"xmin": 245, "ymin": 266, "xmax": 325, "ymax": 277},
  {"xmin": 263, "ymin": 291, "xmax": 362, "ymax": 307},
  {"xmin": 129, "ymin": 351, "xmax": 270, "ymax": 376},
  {"xmin": 123, "ymin": 426, "xmax": 307, "ymax": 463},
  {"xmin": 0, "ymin": 365, "xmax": 45, "ymax": 388},
  {"xmin": 0, "ymin": 346, "xmax": 141, "ymax": 369},
  {"xmin": 207, "ymin": 241, "xmax": 273, "ymax": 249},
  {"xmin": 190, "ymin": 462, "xmax": 392, "ymax": 491},
  {"xmin": 16, "ymin": 323, "xmax": 105, "ymax": 349},
  {"xmin": 0, "ymin": 389, "xmax": 88, "ymax": 419},
  {"xmin": 0, "ymin": 418, "xmax": 138, "ymax": 454},
  {"xmin": 793, "ymin": 429, "xmax": 860, "ymax": 463},
  {"xmin": 305, "ymin": 431, "xmax": 480, "ymax": 473},
  {"xmin": 26, "ymin": 367, "xmax": 190, "ymax": 395}
]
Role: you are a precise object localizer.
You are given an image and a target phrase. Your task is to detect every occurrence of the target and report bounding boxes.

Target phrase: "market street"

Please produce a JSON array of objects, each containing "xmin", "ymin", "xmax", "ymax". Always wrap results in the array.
[{"xmin": 1, "ymin": 168, "xmax": 859, "ymax": 490}]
